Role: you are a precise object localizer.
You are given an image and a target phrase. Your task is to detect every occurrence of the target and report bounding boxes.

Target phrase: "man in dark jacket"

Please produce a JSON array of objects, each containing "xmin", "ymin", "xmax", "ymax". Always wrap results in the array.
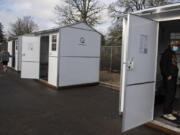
[{"xmin": 160, "ymin": 41, "xmax": 179, "ymax": 121}]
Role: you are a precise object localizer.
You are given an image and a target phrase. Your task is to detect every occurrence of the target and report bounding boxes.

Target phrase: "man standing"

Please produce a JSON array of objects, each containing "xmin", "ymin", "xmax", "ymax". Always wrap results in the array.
[
  {"xmin": 0, "ymin": 47, "xmax": 10, "ymax": 72},
  {"xmin": 160, "ymin": 41, "xmax": 179, "ymax": 121}
]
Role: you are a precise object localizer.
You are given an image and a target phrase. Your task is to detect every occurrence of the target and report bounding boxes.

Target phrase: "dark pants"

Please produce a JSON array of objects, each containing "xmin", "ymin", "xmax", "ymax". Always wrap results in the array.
[
  {"xmin": 2, "ymin": 61, "xmax": 8, "ymax": 65},
  {"xmin": 163, "ymin": 76, "xmax": 177, "ymax": 114}
]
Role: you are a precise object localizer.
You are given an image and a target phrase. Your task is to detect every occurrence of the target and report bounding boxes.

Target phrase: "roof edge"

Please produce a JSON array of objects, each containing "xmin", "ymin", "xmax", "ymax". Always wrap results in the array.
[{"xmin": 133, "ymin": 2, "xmax": 180, "ymax": 14}]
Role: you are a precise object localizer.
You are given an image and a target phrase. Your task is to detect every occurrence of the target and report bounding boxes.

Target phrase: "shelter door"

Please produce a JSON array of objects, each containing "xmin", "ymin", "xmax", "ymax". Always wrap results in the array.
[
  {"xmin": 121, "ymin": 14, "xmax": 158, "ymax": 132},
  {"xmin": 21, "ymin": 36, "xmax": 40, "ymax": 79}
]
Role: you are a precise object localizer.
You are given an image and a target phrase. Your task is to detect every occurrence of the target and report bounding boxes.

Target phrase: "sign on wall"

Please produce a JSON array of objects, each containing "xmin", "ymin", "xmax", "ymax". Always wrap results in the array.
[{"xmin": 139, "ymin": 34, "xmax": 148, "ymax": 54}]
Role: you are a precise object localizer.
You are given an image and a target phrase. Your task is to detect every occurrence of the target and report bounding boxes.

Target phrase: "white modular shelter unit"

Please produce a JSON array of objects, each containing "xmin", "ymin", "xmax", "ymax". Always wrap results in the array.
[
  {"xmin": 120, "ymin": 3, "xmax": 180, "ymax": 133},
  {"xmin": 21, "ymin": 22, "xmax": 101, "ymax": 88}
]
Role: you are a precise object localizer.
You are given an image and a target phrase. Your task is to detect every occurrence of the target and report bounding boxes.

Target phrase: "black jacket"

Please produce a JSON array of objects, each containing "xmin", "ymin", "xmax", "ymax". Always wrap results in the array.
[{"xmin": 160, "ymin": 48, "xmax": 179, "ymax": 77}]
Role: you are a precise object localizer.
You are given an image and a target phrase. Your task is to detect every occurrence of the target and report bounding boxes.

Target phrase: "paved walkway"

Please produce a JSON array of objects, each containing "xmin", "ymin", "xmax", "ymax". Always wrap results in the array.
[{"xmin": 0, "ymin": 69, "xmax": 168, "ymax": 135}]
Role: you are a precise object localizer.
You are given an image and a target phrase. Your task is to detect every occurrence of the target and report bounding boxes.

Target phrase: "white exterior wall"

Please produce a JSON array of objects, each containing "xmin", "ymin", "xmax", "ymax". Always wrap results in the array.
[
  {"xmin": 48, "ymin": 32, "xmax": 59, "ymax": 86},
  {"xmin": 58, "ymin": 24, "xmax": 101, "ymax": 87},
  {"xmin": 8, "ymin": 41, "xmax": 12, "ymax": 67}
]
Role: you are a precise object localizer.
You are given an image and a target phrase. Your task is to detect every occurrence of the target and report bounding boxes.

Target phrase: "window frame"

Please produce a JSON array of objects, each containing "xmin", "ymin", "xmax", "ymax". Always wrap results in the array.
[{"xmin": 51, "ymin": 35, "xmax": 57, "ymax": 51}]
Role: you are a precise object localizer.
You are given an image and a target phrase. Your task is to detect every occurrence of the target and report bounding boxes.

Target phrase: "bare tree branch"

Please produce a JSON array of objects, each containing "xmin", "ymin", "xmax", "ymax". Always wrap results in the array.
[
  {"xmin": 108, "ymin": 0, "xmax": 173, "ymax": 24},
  {"xmin": 54, "ymin": 0, "xmax": 104, "ymax": 26},
  {"xmin": 107, "ymin": 0, "xmax": 177, "ymax": 46},
  {"xmin": 8, "ymin": 16, "xmax": 38, "ymax": 38}
]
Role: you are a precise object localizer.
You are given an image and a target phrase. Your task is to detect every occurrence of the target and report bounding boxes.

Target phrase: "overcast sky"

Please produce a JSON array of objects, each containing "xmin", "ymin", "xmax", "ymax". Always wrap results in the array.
[{"xmin": 0, "ymin": 0, "xmax": 117, "ymax": 35}]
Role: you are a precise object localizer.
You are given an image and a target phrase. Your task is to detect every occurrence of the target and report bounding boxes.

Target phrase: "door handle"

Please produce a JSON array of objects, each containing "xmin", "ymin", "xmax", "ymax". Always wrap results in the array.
[{"xmin": 123, "ymin": 58, "xmax": 134, "ymax": 71}]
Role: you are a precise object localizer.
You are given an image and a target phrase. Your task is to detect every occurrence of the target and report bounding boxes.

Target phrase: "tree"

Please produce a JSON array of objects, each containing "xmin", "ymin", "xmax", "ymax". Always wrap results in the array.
[
  {"xmin": 109, "ymin": 0, "xmax": 171, "ymax": 23},
  {"xmin": 0, "ymin": 23, "xmax": 6, "ymax": 44},
  {"xmin": 9, "ymin": 16, "xmax": 38, "ymax": 37},
  {"xmin": 106, "ymin": 24, "xmax": 122, "ymax": 46},
  {"xmin": 107, "ymin": 0, "xmax": 177, "ymax": 46},
  {"xmin": 54, "ymin": 0, "xmax": 104, "ymax": 26}
]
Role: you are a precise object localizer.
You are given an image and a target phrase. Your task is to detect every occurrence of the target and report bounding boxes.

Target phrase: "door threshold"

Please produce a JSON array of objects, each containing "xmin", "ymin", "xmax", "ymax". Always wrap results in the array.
[
  {"xmin": 99, "ymin": 82, "xmax": 120, "ymax": 91},
  {"xmin": 146, "ymin": 120, "xmax": 180, "ymax": 135},
  {"xmin": 58, "ymin": 82, "xmax": 99, "ymax": 90},
  {"xmin": 36, "ymin": 79, "xmax": 58, "ymax": 89},
  {"xmin": 8, "ymin": 67, "xmax": 20, "ymax": 73},
  {"xmin": 39, "ymin": 79, "xmax": 48, "ymax": 83}
]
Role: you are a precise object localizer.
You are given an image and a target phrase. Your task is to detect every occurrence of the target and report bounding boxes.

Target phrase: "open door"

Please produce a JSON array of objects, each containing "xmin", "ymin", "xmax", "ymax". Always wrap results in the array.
[
  {"xmin": 12, "ymin": 41, "xmax": 15, "ymax": 68},
  {"xmin": 121, "ymin": 14, "xmax": 159, "ymax": 132},
  {"xmin": 21, "ymin": 36, "xmax": 40, "ymax": 79}
]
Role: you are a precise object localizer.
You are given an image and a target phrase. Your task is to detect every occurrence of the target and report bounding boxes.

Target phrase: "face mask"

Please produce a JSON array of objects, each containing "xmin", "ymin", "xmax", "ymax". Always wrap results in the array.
[{"xmin": 172, "ymin": 46, "xmax": 179, "ymax": 52}]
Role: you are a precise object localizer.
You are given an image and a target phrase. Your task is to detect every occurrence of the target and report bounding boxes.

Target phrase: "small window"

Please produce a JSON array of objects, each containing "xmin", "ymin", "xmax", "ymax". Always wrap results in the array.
[
  {"xmin": 52, "ymin": 36, "xmax": 57, "ymax": 42},
  {"xmin": 52, "ymin": 35, "xmax": 57, "ymax": 51},
  {"xmin": 52, "ymin": 43, "xmax": 56, "ymax": 51},
  {"xmin": 15, "ymin": 41, "xmax": 18, "ymax": 50}
]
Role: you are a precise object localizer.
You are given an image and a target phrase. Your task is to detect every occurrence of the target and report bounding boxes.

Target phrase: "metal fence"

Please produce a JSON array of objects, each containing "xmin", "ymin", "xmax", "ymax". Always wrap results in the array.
[{"xmin": 100, "ymin": 46, "xmax": 121, "ymax": 87}]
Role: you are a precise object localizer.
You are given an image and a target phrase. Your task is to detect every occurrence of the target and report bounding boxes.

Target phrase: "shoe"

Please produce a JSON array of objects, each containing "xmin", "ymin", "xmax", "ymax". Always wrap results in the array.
[{"xmin": 163, "ymin": 114, "xmax": 177, "ymax": 121}]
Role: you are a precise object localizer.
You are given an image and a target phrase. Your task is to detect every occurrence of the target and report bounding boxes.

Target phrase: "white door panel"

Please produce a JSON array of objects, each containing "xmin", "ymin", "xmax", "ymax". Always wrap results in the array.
[
  {"xmin": 18, "ymin": 37, "xmax": 22, "ymax": 71},
  {"xmin": 8, "ymin": 41, "xmax": 12, "ymax": 67},
  {"xmin": 15, "ymin": 41, "xmax": 18, "ymax": 70},
  {"xmin": 122, "ymin": 14, "xmax": 158, "ymax": 132},
  {"xmin": 123, "ymin": 83, "xmax": 155, "ymax": 132},
  {"xmin": 21, "ymin": 62, "xmax": 39, "ymax": 79},
  {"xmin": 21, "ymin": 36, "xmax": 40, "ymax": 79},
  {"xmin": 126, "ymin": 16, "xmax": 158, "ymax": 85},
  {"xmin": 22, "ymin": 36, "xmax": 40, "ymax": 62},
  {"xmin": 48, "ymin": 57, "xmax": 58, "ymax": 86}
]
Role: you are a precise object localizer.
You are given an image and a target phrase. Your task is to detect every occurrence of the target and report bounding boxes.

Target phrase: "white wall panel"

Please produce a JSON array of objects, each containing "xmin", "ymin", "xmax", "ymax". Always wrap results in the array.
[
  {"xmin": 59, "ymin": 57, "xmax": 100, "ymax": 87},
  {"xmin": 60, "ymin": 27, "xmax": 101, "ymax": 57}
]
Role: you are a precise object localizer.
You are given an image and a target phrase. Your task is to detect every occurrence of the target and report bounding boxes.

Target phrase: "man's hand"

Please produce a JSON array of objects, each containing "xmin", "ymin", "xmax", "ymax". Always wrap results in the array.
[{"xmin": 168, "ymin": 76, "xmax": 172, "ymax": 80}]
